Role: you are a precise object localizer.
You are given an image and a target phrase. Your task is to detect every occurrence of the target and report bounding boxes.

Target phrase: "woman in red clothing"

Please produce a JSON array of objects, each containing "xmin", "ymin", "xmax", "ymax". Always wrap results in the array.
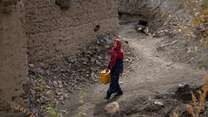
[{"xmin": 106, "ymin": 39, "xmax": 124, "ymax": 100}]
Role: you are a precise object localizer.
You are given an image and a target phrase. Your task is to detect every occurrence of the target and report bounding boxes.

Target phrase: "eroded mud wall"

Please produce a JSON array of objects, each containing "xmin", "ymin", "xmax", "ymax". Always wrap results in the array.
[
  {"xmin": 24, "ymin": 0, "xmax": 119, "ymax": 66},
  {"xmin": 0, "ymin": 0, "xmax": 27, "ymax": 107}
]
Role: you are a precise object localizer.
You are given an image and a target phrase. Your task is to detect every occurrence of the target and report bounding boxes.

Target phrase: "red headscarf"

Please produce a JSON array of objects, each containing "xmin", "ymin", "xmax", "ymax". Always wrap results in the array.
[
  {"xmin": 108, "ymin": 39, "xmax": 124, "ymax": 70},
  {"xmin": 114, "ymin": 39, "xmax": 122, "ymax": 50}
]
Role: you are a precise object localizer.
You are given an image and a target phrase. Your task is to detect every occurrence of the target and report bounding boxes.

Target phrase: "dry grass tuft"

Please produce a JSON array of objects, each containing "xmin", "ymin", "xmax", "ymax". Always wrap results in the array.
[{"xmin": 173, "ymin": 74, "xmax": 208, "ymax": 117}]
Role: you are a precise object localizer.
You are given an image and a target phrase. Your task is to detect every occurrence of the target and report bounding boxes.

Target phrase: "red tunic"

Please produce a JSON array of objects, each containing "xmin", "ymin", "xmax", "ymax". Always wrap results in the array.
[{"xmin": 108, "ymin": 39, "xmax": 124, "ymax": 70}]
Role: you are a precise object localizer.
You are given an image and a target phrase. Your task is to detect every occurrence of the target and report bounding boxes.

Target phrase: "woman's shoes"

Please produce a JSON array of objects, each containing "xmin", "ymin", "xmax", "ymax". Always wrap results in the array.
[
  {"xmin": 105, "ymin": 95, "xmax": 110, "ymax": 100},
  {"xmin": 105, "ymin": 91, "xmax": 123, "ymax": 100},
  {"xmin": 115, "ymin": 91, "xmax": 123, "ymax": 97},
  {"xmin": 105, "ymin": 93, "xmax": 111, "ymax": 100}
]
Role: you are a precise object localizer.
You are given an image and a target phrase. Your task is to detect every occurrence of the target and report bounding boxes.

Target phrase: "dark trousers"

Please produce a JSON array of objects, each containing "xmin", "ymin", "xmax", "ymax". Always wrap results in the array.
[{"xmin": 106, "ymin": 69, "xmax": 123, "ymax": 98}]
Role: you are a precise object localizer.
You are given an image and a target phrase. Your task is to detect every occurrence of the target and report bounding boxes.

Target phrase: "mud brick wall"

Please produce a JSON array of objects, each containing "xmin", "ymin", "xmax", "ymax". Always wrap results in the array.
[
  {"xmin": 24, "ymin": 0, "xmax": 119, "ymax": 65},
  {"xmin": 0, "ymin": 1, "xmax": 27, "ymax": 104}
]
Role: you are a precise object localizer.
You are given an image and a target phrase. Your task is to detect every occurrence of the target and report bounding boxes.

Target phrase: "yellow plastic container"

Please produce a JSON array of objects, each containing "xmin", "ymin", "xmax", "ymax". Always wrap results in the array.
[{"xmin": 100, "ymin": 69, "xmax": 111, "ymax": 84}]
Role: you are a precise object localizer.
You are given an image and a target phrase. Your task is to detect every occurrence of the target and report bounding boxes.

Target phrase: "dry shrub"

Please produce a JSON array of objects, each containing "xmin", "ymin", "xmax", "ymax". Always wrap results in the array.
[
  {"xmin": 170, "ymin": 0, "xmax": 208, "ymax": 46},
  {"xmin": 202, "ymin": 0, "xmax": 208, "ymax": 9},
  {"xmin": 185, "ymin": 75, "xmax": 208, "ymax": 117},
  {"xmin": 9, "ymin": 101, "xmax": 35, "ymax": 117},
  {"xmin": 191, "ymin": 1, "xmax": 208, "ymax": 47},
  {"xmin": 173, "ymin": 75, "xmax": 208, "ymax": 117}
]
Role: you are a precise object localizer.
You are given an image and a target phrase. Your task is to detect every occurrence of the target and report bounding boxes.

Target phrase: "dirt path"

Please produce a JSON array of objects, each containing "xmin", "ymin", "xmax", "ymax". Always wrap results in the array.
[{"xmin": 62, "ymin": 24, "xmax": 206, "ymax": 117}]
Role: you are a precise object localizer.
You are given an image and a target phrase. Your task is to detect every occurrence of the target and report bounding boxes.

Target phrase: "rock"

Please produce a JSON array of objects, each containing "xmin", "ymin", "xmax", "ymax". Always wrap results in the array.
[
  {"xmin": 98, "ymin": 56, "xmax": 103, "ymax": 60},
  {"xmin": 46, "ymin": 90, "xmax": 53, "ymax": 95},
  {"xmin": 53, "ymin": 81, "xmax": 58, "ymax": 87},
  {"xmin": 56, "ymin": 89, "xmax": 64, "ymax": 96},
  {"xmin": 135, "ymin": 20, "xmax": 149, "ymax": 35},
  {"xmin": 104, "ymin": 101, "xmax": 120, "ymax": 115},
  {"xmin": 34, "ymin": 68, "xmax": 45, "ymax": 75},
  {"xmin": 96, "ymin": 34, "xmax": 113, "ymax": 45},
  {"xmin": 144, "ymin": 100, "xmax": 164, "ymax": 112},
  {"xmin": 64, "ymin": 94, "xmax": 69, "ymax": 98},
  {"xmin": 90, "ymin": 58, "xmax": 96, "ymax": 63},
  {"xmin": 40, "ymin": 62, "xmax": 49, "ymax": 69},
  {"xmin": 58, "ymin": 81, "xmax": 63, "ymax": 88},
  {"xmin": 59, "ymin": 96, "xmax": 64, "ymax": 101},
  {"xmin": 175, "ymin": 84, "xmax": 193, "ymax": 102},
  {"xmin": 29, "ymin": 64, "xmax": 34, "ymax": 68},
  {"xmin": 153, "ymin": 100, "xmax": 164, "ymax": 107}
]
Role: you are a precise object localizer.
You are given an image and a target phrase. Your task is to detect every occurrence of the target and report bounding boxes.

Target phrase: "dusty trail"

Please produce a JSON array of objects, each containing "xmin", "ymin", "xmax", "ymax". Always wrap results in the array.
[
  {"xmin": 64, "ymin": 24, "xmax": 206, "ymax": 117},
  {"xmin": 119, "ymin": 25, "xmax": 205, "ymax": 94}
]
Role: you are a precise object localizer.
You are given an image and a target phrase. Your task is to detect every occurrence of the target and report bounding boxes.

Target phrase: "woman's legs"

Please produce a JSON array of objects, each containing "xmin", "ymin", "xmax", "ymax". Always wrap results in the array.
[
  {"xmin": 105, "ymin": 71, "xmax": 123, "ymax": 99},
  {"xmin": 115, "ymin": 74, "xmax": 123, "ymax": 96},
  {"xmin": 116, "ymin": 84, "xmax": 123, "ymax": 95},
  {"xmin": 105, "ymin": 74, "xmax": 116, "ymax": 99},
  {"xmin": 105, "ymin": 89, "xmax": 111, "ymax": 99}
]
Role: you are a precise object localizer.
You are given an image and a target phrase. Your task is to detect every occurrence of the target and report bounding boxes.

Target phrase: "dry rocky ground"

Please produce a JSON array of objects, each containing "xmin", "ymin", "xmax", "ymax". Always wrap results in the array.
[
  {"xmin": 62, "ymin": 7, "xmax": 208, "ymax": 116},
  {"xmin": 28, "ymin": 34, "xmax": 135, "ymax": 116},
  {"xmin": 82, "ymin": 22, "xmax": 207, "ymax": 117},
  {"xmin": 29, "ymin": 4, "xmax": 208, "ymax": 117},
  {"xmin": 90, "ymin": 23, "xmax": 207, "ymax": 117},
  {"xmin": 2, "ymin": 0, "xmax": 208, "ymax": 117}
]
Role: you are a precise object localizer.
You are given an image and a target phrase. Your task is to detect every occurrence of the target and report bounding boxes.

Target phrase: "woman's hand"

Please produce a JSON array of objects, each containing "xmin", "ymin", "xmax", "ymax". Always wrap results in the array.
[{"xmin": 106, "ymin": 68, "xmax": 111, "ymax": 73}]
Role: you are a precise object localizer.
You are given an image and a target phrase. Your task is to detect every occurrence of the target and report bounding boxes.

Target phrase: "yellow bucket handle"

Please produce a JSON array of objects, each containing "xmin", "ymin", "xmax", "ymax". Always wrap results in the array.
[{"xmin": 105, "ymin": 69, "xmax": 110, "ymax": 74}]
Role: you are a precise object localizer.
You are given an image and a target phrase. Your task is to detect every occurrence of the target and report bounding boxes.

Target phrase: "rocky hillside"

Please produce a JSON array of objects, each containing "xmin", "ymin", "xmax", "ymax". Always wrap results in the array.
[
  {"xmin": 119, "ymin": 0, "xmax": 193, "ymax": 31},
  {"xmin": 119, "ymin": 0, "xmax": 208, "ymax": 70}
]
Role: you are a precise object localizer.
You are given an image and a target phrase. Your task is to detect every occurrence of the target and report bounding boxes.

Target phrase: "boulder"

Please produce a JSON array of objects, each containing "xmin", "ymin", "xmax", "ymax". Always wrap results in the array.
[{"xmin": 104, "ymin": 101, "xmax": 120, "ymax": 115}]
